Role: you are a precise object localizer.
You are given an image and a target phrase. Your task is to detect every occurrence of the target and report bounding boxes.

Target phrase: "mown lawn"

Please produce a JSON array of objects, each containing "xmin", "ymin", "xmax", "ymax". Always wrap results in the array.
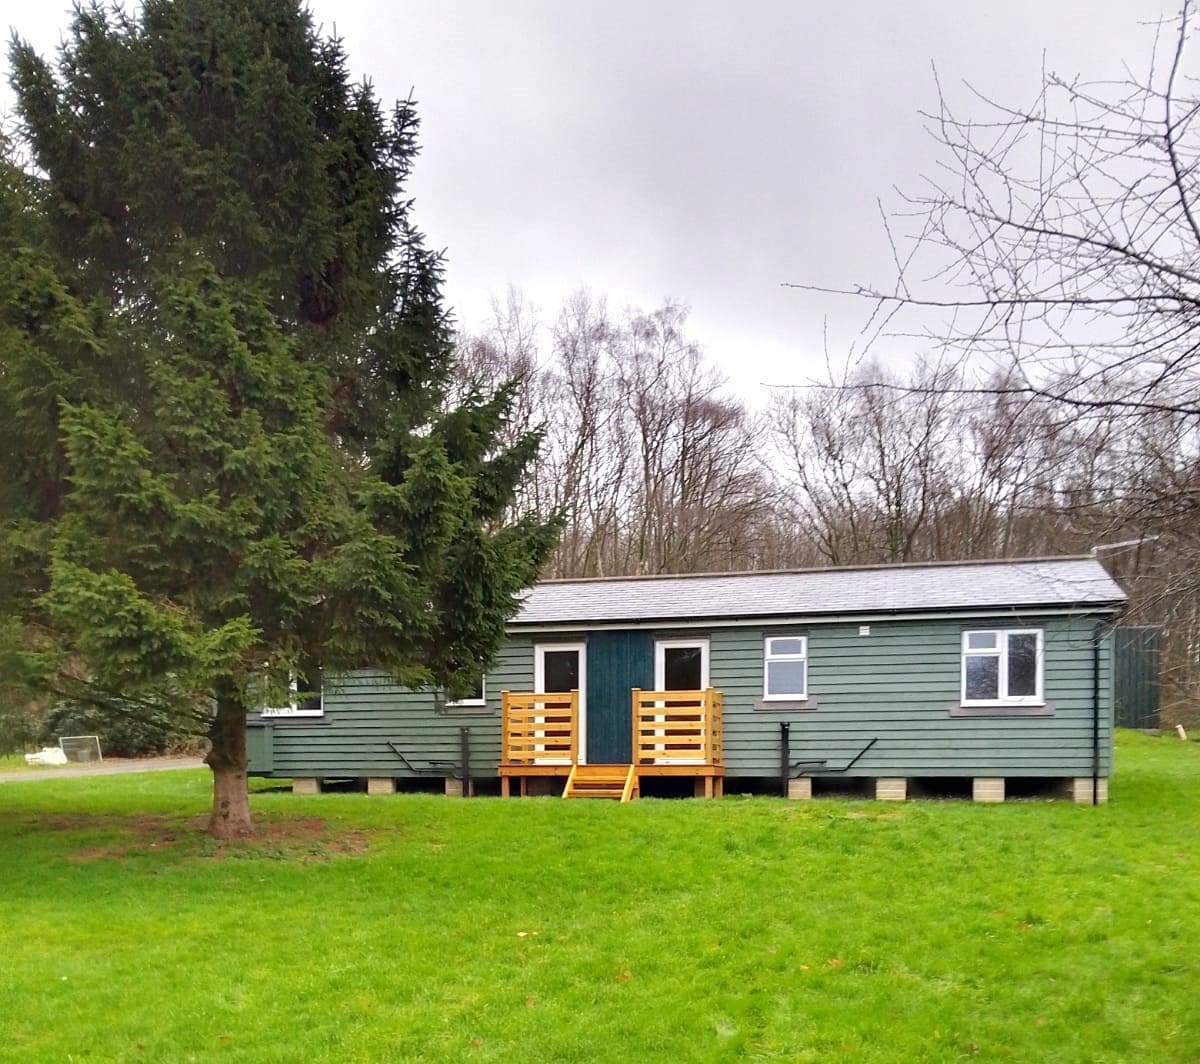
[{"xmin": 0, "ymin": 732, "xmax": 1197, "ymax": 1063}]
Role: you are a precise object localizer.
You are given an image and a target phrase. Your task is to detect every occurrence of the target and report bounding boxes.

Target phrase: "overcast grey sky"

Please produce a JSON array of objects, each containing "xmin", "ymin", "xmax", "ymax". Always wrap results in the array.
[{"xmin": 1, "ymin": 1, "xmax": 1175, "ymax": 391}]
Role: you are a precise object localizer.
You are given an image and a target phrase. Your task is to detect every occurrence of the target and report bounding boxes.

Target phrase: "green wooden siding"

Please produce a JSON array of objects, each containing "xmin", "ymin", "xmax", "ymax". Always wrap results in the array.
[
  {"xmin": 1114, "ymin": 626, "xmax": 1160, "ymax": 729},
  {"xmin": 585, "ymin": 630, "xmax": 653, "ymax": 763},
  {"xmin": 711, "ymin": 615, "xmax": 1113, "ymax": 778},
  {"xmin": 245, "ymin": 721, "xmax": 273, "ymax": 773},
  {"xmin": 251, "ymin": 635, "xmax": 533, "ymax": 778},
  {"xmin": 248, "ymin": 614, "xmax": 1115, "ymax": 780}
]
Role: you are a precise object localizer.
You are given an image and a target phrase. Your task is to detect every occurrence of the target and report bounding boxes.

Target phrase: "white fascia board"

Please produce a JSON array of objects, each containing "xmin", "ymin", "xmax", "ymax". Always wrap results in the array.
[{"xmin": 507, "ymin": 605, "xmax": 1120, "ymax": 635}]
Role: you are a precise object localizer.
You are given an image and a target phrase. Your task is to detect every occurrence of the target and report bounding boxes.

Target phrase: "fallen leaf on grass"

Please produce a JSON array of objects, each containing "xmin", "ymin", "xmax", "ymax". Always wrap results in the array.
[
  {"xmin": 525, "ymin": 996, "xmax": 536, "ymax": 1007},
  {"xmin": 827, "ymin": 957, "xmax": 843, "ymax": 968},
  {"xmin": 615, "ymin": 970, "xmax": 633, "ymax": 982}
]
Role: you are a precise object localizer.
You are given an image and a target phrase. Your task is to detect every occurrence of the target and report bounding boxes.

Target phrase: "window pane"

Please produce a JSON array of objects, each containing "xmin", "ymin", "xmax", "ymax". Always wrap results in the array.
[
  {"xmin": 1007, "ymin": 633, "xmax": 1038, "ymax": 697},
  {"xmin": 542, "ymin": 650, "xmax": 579, "ymax": 692},
  {"xmin": 449, "ymin": 676, "xmax": 484, "ymax": 702},
  {"xmin": 966, "ymin": 632, "xmax": 997, "ymax": 650},
  {"xmin": 663, "ymin": 646, "xmax": 703, "ymax": 690},
  {"xmin": 768, "ymin": 637, "xmax": 805, "ymax": 657},
  {"xmin": 965, "ymin": 655, "xmax": 999, "ymax": 700},
  {"xmin": 767, "ymin": 659, "xmax": 806, "ymax": 697},
  {"xmin": 297, "ymin": 665, "xmax": 322, "ymax": 713}
]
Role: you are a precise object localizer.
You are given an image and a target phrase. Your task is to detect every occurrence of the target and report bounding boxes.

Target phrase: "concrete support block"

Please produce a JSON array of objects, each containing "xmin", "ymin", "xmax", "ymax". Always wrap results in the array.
[
  {"xmin": 444, "ymin": 777, "xmax": 476, "ymax": 797},
  {"xmin": 292, "ymin": 777, "xmax": 321, "ymax": 795},
  {"xmin": 367, "ymin": 777, "xmax": 396, "ymax": 796},
  {"xmin": 973, "ymin": 777, "xmax": 1006, "ymax": 803},
  {"xmin": 1069, "ymin": 777, "xmax": 1109, "ymax": 805},
  {"xmin": 875, "ymin": 777, "xmax": 907, "ymax": 801},
  {"xmin": 787, "ymin": 777, "xmax": 813, "ymax": 800}
]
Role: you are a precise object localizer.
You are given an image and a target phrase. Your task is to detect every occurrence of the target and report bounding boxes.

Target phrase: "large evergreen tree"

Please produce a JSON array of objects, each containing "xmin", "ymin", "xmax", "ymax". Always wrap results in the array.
[{"xmin": 0, "ymin": 0, "xmax": 559, "ymax": 837}]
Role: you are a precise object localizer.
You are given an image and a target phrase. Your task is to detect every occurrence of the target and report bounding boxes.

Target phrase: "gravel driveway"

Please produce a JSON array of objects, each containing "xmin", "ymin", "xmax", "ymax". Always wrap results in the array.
[{"xmin": 0, "ymin": 756, "xmax": 205, "ymax": 784}]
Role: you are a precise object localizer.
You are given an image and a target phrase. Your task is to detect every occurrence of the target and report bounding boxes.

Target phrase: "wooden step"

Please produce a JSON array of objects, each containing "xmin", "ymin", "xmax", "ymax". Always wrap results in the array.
[{"xmin": 563, "ymin": 764, "xmax": 638, "ymax": 802}]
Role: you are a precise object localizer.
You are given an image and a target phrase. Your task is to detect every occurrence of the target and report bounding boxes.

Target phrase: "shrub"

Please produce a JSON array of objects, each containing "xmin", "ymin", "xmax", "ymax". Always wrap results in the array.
[
  {"xmin": 40, "ymin": 700, "xmax": 202, "ymax": 758},
  {"xmin": 0, "ymin": 695, "xmax": 47, "ymax": 756}
]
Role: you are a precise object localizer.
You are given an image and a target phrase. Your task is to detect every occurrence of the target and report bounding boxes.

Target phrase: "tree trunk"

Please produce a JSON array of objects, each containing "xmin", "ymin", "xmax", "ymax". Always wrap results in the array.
[{"xmin": 206, "ymin": 685, "xmax": 253, "ymax": 840}]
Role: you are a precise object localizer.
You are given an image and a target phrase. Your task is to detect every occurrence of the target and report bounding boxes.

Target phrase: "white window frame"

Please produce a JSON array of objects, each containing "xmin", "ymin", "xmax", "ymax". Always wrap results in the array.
[
  {"xmin": 260, "ymin": 673, "xmax": 324, "ymax": 718},
  {"xmin": 960, "ymin": 628, "xmax": 1044, "ymax": 707},
  {"xmin": 654, "ymin": 638, "xmax": 710, "ymax": 692},
  {"xmin": 534, "ymin": 642, "xmax": 586, "ymax": 765},
  {"xmin": 444, "ymin": 675, "xmax": 487, "ymax": 708},
  {"xmin": 651, "ymin": 638, "xmax": 710, "ymax": 766},
  {"xmin": 762, "ymin": 635, "xmax": 808, "ymax": 701}
]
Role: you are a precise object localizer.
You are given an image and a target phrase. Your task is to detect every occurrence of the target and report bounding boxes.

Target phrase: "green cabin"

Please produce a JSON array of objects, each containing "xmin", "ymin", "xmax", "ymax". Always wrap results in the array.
[{"xmin": 247, "ymin": 556, "xmax": 1125, "ymax": 803}]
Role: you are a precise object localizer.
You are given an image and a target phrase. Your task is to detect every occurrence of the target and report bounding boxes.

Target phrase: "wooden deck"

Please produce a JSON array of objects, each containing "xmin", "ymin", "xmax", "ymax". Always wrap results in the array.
[
  {"xmin": 499, "ymin": 687, "xmax": 724, "ymax": 799},
  {"xmin": 498, "ymin": 690, "xmax": 578, "ymax": 796},
  {"xmin": 632, "ymin": 687, "xmax": 724, "ymax": 796}
]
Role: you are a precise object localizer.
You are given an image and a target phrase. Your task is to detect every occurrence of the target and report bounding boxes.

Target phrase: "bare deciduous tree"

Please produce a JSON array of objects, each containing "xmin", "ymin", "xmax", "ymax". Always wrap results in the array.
[
  {"xmin": 785, "ymin": 5, "xmax": 1200, "ymax": 722},
  {"xmin": 456, "ymin": 292, "xmax": 773, "ymax": 578}
]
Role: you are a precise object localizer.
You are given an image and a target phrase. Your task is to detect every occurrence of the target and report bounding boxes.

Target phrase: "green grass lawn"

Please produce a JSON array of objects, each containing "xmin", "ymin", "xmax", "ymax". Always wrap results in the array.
[{"xmin": 0, "ymin": 732, "xmax": 1197, "ymax": 1063}]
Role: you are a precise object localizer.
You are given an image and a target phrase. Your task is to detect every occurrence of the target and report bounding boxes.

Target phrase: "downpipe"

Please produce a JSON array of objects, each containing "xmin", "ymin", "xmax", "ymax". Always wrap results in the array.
[{"xmin": 1093, "ymin": 622, "xmax": 1102, "ymax": 807}]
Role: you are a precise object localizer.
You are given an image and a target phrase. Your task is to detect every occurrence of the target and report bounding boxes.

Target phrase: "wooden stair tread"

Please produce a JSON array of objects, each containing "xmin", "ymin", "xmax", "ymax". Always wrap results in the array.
[{"xmin": 564, "ymin": 763, "xmax": 638, "ymax": 802}]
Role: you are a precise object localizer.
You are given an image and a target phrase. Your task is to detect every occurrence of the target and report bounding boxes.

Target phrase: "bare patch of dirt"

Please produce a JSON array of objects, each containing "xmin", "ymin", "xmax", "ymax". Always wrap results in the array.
[
  {"xmin": 38, "ymin": 812, "xmax": 372, "ymax": 863},
  {"xmin": 68, "ymin": 845, "xmax": 123, "ymax": 863},
  {"xmin": 36, "ymin": 812, "xmax": 175, "ymax": 833},
  {"xmin": 210, "ymin": 816, "xmax": 371, "ymax": 862}
]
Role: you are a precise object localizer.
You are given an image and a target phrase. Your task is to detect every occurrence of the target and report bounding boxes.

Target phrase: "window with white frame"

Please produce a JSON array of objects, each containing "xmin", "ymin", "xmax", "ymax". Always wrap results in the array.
[
  {"xmin": 445, "ymin": 675, "xmax": 486, "ymax": 708},
  {"xmin": 259, "ymin": 670, "xmax": 323, "ymax": 717},
  {"xmin": 961, "ymin": 629, "xmax": 1043, "ymax": 705},
  {"xmin": 763, "ymin": 635, "xmax": 808, "ymax": 700}
]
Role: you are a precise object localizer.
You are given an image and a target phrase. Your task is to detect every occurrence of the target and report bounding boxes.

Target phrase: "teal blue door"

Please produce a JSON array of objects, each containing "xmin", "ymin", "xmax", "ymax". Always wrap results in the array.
[{"xmin": 586, "ymin": 631, "xmax": 654, "ymax": 763}]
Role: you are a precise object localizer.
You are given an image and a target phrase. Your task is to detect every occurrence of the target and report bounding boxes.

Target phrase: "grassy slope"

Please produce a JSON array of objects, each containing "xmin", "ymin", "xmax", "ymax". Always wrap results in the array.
[{"xmin": 0, "ymin": 732, "xmax": 1196, "ymax": 1063}]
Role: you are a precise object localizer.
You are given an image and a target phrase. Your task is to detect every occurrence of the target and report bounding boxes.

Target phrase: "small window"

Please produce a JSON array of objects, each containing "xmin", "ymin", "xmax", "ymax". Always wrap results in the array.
[
  {"xmin": 260, "ymin": 669, "xmax": 323, "ymax": 718},
  {"xmin": 445, "ymin": 675, "xmax": 486, "ymax": 707},
  {"xmin": 763, "ymin": 635, "xmax": 807, "ymax": 700},
  {"xmin": 961, "ymin": 629, "xmax": 1043, "ymax": 705}
]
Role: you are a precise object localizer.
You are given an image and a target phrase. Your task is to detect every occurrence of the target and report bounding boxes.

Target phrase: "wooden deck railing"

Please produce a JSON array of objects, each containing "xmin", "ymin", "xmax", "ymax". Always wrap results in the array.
[
  {"xmin": 632, "ymin": 688, "xmax": 724, "ymax": 766},
  {"xmin": 500, "ymin": 690, "xmax": 578, "ymax": 765}
]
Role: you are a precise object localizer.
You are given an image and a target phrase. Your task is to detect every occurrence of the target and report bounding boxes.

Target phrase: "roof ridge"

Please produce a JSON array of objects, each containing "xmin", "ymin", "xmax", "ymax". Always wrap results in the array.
[{"xmin": 533, "ymin": 555, "xmax": 1098, "ymax": 587}]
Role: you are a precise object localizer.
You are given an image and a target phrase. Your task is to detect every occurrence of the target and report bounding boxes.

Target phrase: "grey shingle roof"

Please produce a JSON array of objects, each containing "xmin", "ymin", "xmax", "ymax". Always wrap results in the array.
[{"xmin": 513, "ymin": 557, "xmax": 1125, "ymax": 626}]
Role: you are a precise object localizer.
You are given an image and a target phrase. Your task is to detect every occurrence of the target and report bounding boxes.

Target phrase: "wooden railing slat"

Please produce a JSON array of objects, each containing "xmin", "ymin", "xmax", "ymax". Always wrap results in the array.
[
  {"xmin": 630, "ymin": 686, "xmax": 722, "ymax": 766},
  {"xmin": 505, "ymin": 686, "xmax": 722, "ymax": 772},
  {"xmin": 501, "ymin": 689, "xmax": 578, "ymax": 767}
]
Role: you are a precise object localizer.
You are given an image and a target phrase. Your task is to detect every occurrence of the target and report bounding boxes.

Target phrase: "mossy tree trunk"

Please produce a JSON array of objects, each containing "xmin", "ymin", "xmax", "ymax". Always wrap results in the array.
[{"xmin": 206, "ymin": 685, "xmax": 252, "ymax": 840}]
